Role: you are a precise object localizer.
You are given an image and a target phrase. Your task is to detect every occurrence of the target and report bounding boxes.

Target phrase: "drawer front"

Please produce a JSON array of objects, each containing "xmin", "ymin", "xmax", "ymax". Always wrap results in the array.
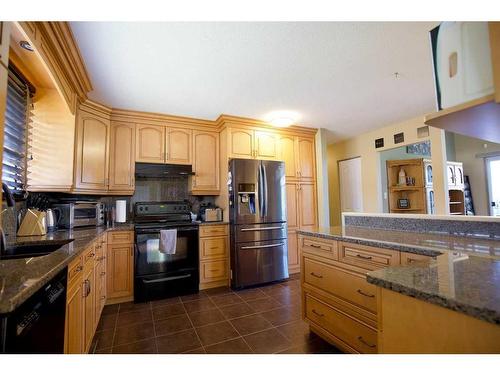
[
  {"xmin": 301, "ymin": 236, "xmax": 338, "ymax": 260},
  {"xmin": 339, "ymin": 242, "xmax": 399, "ymax": 271},
  {"xmin": 305, "ymin": 293, "xmax": 377, "ymax": 354},
  {"xmin": 200, "ymin": 237, "xmax": 228, "ymax": 260},
  {"xmin": 83, "ymin": 244, "xmax": 96, "ymax": 266},
  {"xmin": 199, "ymin": 225, "xmax": 228, "ymax": 238},
  {"xmin": 68, "ymin": 256, "xmax": 83, "ymax": 286},
  {"xmin": 108, "ymin": 230, "xmax": 134, "ymax": 244},
  {"xmin": 200, "ymin": 259, "xmax": 228, "ymax": 283},
  {"xmin": 400, "ymin": 252, "xmax": 433, "ymax": 265},
  {"xmin": 304, "ymin": 258, "xmax": 377, "ymax": 313}
]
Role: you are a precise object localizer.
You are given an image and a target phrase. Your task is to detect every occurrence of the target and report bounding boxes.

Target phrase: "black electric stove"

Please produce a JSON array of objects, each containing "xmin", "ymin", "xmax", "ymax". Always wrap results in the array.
[{"xmin": 133, "ymin": 201, "xmax": 199, "ymax": 302}]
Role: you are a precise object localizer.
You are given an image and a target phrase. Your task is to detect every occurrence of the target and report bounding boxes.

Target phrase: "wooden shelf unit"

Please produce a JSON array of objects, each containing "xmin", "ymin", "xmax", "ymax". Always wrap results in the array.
[
  {"xmin": 449, "ymin": 189, "xmax": 465, "ymax": 216},
  {"xmin": 386, "ymin": 159, "xmax": 427, "ymax": 214}
]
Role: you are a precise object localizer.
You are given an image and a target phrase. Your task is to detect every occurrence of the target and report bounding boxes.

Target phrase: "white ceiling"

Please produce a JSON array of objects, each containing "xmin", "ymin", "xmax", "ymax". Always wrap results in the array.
[{"xmin": 70, "ymin": 22, "xmax": 439, "ymax": 142}]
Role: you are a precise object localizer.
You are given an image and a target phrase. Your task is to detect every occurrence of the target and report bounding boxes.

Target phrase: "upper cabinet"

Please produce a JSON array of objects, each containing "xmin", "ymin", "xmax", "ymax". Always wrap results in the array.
[
  {"xmin": 136, "ymin": 124, "xmax": 192, "ymax": 164},
  {"xmin": 136, "ymin": 124, "xmax": 165, "ymax": 163},
  {"xmin": 278, "ymin": 135, "xmax": 316, "ymax": 180},
  {"xmin": 167, "ymin": 127, "xmax": 192, "ymax": 165},
  {"xmin": 73, "ymin": 105, "xmax": 110, "ymax": 192},
  {"xmin": 228, "ymin": 128, "xmax": 279, "ymax": 160},
  {"xmin": 192, "ymin": 130, "xmax": 220, "ymax": 194},
  {"xmin": 0, "ymin": 22, "xmax": 10, "ymax": 68},
  {"xmin": 109, "ymin": 122, "xmax": 135, "ymax": 193}
]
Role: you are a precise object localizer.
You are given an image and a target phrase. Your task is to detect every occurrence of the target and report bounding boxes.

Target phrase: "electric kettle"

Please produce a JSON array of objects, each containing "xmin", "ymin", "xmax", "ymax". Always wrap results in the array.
[{"xmin": 45, "ymin": 209, "xmax": 57, "ymax": 232}]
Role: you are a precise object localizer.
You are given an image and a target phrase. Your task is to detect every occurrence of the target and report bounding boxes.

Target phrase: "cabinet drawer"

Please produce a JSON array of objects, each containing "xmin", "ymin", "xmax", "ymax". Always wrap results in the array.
[
  {"xmin": 305, "ymin": 293, "xmax": 377, "ymax": 354},
  {"xmin": 108, "ymin": 230, "xmax": 134, "ymax": 244},
  {"xmin": 304, "ymin": 258, "xmax": 377, "ymax": 313},
  {"xmin": 68, "ymin": 256, "xmax": 83, "ymax": 287},
  {"xmin": 339, "ymin": 242, "xmax": 399, "ymax": 271},
  {"xmin": 301, "ymin": 236, "xmax": 338, "ymax": 260},
  {"xmin": 83, "ymin": 245, "xmax": 96, "ymax": 266},
  {"xmin": 199, "ymin": 225, "xmax": 228, "ymax": 238},
  {"xmin": 400, "ymin": 252, "xmax": 434, "ymax": 265},
  {"xmin": 200, "ymin": 259, "xmax": 228, "ymax": 283},
  {"xmin": 200, "ymin": 237, "xmax": 228, "ymax": 260}
]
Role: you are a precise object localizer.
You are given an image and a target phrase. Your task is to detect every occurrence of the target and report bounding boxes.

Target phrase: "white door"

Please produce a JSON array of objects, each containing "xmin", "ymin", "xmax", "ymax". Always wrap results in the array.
[
  {"xmin": 486, "ymin": 156, "xmax": 500, "ymax": 216},
  {"xmin": 339, "ymin": 157, "xmax": 363, "ymax": 213}
]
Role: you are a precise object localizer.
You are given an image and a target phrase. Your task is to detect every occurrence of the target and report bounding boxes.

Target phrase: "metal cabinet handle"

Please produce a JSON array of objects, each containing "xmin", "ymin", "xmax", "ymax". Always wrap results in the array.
[
  {"xmin": 76, "ymin": 266, "xmax": 83, "ymax": 272},
  {"xmin": 356, "ymin": 254, "xmax": 372, "ymax": 260},
  {"xmin": 101, "ymin": 296, "xmax": 106, "ymax": 300},
  {"xmin": 357, "ymin": 289, "xmax": 375, "ymax": 298},
  {"xmin": 241, "ymin": 226, "xmax": 283, "ymax": 232},
  {"xmin": 312, "ymin": 309, "xmax": 324, "ymax": 317},
  {"xmin": 357, "ymin": 336, "xmax": 376, "ymax": 348},
  {"xmin": 89, "ymin": 253, "xmax": 95, "ymax": 258},
  {"xmin": 309, "ymin": 244, "xmax": 321, "ymax": 248},
  {"xmin": 241, "ymin": 243, "xmax": 284, "ymax": 250},
  {"xmin": 310, "ymin": 272, "xmax": 323, "ymax": 279},
  {"xmin": 101, "ymin": 272, "xmax": 106, "ymax": 276}
]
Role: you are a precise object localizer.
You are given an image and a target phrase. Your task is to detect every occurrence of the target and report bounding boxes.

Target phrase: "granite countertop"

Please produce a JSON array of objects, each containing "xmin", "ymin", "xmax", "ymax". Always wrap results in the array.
[
  {"xmin": 299, "ymin": 225, "xmax": 500, "ymax": 325},
  {"xmin": 0, "ymin": 223, "xmax": 134, "ymax": 314}
]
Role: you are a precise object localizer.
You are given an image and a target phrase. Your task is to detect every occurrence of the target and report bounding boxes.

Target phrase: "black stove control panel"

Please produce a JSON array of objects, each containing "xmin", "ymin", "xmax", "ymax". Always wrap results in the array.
[{"xmin": 135, "ymin": 202, "xmax": 191, "ymax": 216}]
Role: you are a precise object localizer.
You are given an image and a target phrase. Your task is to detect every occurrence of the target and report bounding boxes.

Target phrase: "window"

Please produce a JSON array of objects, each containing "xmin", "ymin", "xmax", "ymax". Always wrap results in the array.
[{"xmin": 2, "ymin": 65, "xmax": 34, "ymax": 198}]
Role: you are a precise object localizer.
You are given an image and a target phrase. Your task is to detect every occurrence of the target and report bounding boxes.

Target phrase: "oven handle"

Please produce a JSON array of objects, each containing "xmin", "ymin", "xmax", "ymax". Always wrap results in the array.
[
  {"xmin": 142, "ymin": 274, "xmax": 192, "ymax": 284},
  {"xmin": 241, "ymin": 226, "xmax": 284, "ymax": 232},
  {"xmin": 241, "ymin": 242, "xmax": 284, "ymax": 250}
]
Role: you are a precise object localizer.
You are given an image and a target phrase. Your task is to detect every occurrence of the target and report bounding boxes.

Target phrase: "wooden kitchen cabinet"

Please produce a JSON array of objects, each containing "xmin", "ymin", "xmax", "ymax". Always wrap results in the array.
[
  {"xmin": 73, "ymin": 105, "xmax": 110, "ymax": 192},
  {"xmin": 297, "ymin": 137, "xmax": 315, "ymax": 180},
  {"xmin": 199, "ymin": 224, "xmax": 229, "ymax": 290},
  {"xmin": 286, "ymin": 182, "xmax": 299, "ymax": 230},
  {"xmin": 287, "ymin": 231, "xmax": 300, "ymax": 274},
  {"xmin": 83, "ymin": 246, "xmax": 96, "ymax": 353},
  {"xmin": 278, "ymin": 135, "xmax": 316, "ymax": 180},
  {"xmin": 191, "ymin": 130, "xmax": 220, "ymax": 194},
  {"xmin": 136, "ymin": 124, "xmax": 165, "ymax": 163},
  {"xmin": 106, "ymin": 231, "xmax": 134, "ymax": 303},
  {"xmin": 167, "ymin": 127, "xmax": 192, "ymax": 164},
  {"xmin": 65, "ymin": 255, "xmax": 84, "ymax": 354},
  {"xmin": 278, "ymin": 135, "xmax": 297, "ymax": 179},
  {"xmin": 109, "ymin": 122, "xmax": 135, "ymax": 193},
  {"xmin": 254, "ymin": 130, "xmax": 279, "ymax": 160},
  {"xmin": 0, "ymin": 22, "xmax": 10, "ymax": 68},
  {"xmin": 298, "ymin": 182, "xmax": 317, "ymax": 230},
  {"xmin": 229, "ymin": 128, "xmax": 254, "ymax": 159}
]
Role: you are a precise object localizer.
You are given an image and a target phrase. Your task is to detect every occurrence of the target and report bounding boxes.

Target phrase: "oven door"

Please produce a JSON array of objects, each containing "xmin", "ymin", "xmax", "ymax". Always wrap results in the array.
[
  {"xmin": 73, "ymin": 204, "xmax": 98, "ymax": 227},
  {"xmin": 135, "ymin": 225, "xmax": 199, "ymax": 277}
]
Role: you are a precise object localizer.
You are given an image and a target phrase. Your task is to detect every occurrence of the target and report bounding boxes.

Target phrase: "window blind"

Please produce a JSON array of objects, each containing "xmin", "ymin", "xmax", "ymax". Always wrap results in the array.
[{"xmin": 2, "ymin": 67, "xmax": 31, "ymax": 197}]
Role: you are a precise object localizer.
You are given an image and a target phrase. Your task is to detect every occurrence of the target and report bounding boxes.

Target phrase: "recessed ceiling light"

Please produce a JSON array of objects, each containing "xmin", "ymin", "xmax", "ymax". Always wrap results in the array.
[
  {"xmin": 264, "ymin": 110, "xmax": 300, "ymax": 128},
  {"xmin": 20, "ymin": 41, "xmax": 34, "ymax": 52}
]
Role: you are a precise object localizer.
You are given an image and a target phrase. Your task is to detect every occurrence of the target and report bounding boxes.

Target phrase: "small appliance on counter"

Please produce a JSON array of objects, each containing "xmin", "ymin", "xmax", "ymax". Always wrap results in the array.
[
  {"xmin": 52, "ymin": 201, "xmax": 105, "ymax": 229},
  {"xmin": 199, "ymin": 203, "xmax": 223, "ymax": 222}
]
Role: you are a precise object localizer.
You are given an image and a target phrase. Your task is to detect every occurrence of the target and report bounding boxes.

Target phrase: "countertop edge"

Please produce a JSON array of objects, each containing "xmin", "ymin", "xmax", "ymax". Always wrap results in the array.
[{"xmin": 366, "ymin": 274, "xmax": 500, "ymax": 326}]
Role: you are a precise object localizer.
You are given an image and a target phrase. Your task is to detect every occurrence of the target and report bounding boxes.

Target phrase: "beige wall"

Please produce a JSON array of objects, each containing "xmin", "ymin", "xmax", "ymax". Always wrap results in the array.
[
  {"xmin": 328, "ymin": 116, "xmax": 448, "ymax": 226},
  {"xmin": 315, "ymin": 128, "xmax": 330, "ymax": 227},
  {"xmin": 453, "ymin": 133, "xmax": 500, "ymax": 216}
]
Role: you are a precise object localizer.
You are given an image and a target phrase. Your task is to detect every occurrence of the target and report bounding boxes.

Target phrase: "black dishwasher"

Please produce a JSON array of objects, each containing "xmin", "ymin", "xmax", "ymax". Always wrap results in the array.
[{"xmin": 0, "ymin": 268, "xmax": 67, "ymax": 353}]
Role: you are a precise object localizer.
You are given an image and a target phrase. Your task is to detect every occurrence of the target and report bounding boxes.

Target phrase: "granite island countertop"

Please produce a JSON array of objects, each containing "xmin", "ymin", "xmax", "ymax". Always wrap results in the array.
[
  {"xmin": 0, "ymin": 223, "xmax": 134, "ymax": 314},
  {"xmin": 298, "ymin": 225, "xmax": 500, "ymax": 325}
]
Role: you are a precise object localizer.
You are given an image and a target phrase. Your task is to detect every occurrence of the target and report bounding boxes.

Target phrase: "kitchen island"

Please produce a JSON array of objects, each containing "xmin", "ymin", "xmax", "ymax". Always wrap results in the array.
[{"xmin": 297, "ymin": 213, "xmax": 500, "ymax": 354}]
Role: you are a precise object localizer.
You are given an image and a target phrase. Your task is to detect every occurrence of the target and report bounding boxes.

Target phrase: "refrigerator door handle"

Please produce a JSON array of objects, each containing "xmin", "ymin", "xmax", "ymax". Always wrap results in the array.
[
  {"xmin": 258, "ymin": 163, "xmax": 265, "ymax": 218},
  {"xmin": 241, "ymin": 242, "xmax": 285, "ymax": 250},
  {"xmin": 241, "ymin": 226, "xmax": 284, "ymax": 231},
  {"xmin": 262, "ymin": 162, "xmax": 268, "ymax": 217}
]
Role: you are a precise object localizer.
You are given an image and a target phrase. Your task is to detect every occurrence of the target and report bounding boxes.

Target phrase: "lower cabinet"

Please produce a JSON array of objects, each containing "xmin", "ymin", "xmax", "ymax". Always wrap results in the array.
[
  {"xmin": 299, "ymin": 235, "xmax": 402, "ymax": 354},
  {"xmin": 64, "ymin": 233, "xmax": 109, "ymax": 354},
  {"xmin": 106, "ymin": 231, "xmax": 134, "ymax": 303},
  {"xmin": 199, "ymin": 224, "xmax": 229, "ymax": 290},
  {"xmin": 287, "ymin": 231, "xmax": 300, "ymax": 274}
]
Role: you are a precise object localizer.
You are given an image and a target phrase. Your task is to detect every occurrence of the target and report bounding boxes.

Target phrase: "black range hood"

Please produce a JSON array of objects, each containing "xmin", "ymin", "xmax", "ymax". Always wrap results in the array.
[{"xmin": 135, "ymin": 163, "xmax": 195, "ymax": 178}]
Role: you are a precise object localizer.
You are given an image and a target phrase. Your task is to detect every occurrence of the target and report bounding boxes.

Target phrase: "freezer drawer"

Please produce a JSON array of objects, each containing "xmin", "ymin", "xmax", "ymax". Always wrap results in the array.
[
  {"xmin": 232, "ymin": 239, "xmax": 289, "ymax": 288},
  {"xmin": 233, "ymin": 222, "xmax": 287, "ymax": 243}
]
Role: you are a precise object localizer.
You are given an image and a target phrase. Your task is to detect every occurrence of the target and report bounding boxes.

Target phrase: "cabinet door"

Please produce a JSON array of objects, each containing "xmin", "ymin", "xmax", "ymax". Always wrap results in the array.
[
  {"xmin": 278, "ymin": 135, "xmax": 298, "ymax": 179},
  {"xmin": 255, "ymin": 130, "xmax": 279, "ymax": 160},
  {"xmin": 297, "ymin": 137, "xmax": 315, "ymax": 180},
  {"xmin": 107, "ymin": 243, "xmax": 134, "ymax": 299},
  {"xmin": 93, "ymin": 259, "xmax": 101, "ymax": 332},
  {"xmin": 298, "ymin": 182, "xmax": 317, "ymax": 230},
  {"xmin": 136, "ymin": 124, "xmax": 165, "ymax": 163},
  {"xmin": 64, "ymin": 281, "xmax": 84, "ymax": 354},
  {"xmin": 83, "ymin": 265, "xmax": 95, "ymax": 353},
  {"xmin": 74, "ymin": 110, "xmax": 110, "ymax": 191},
  {"xmin": 229, "ymin": 128, "xmax": 254, "ymax": 159},
  {"xmin": 286, "ymin": 182, "xmax": 299, "ymax": 230},
  {"xmin": 287, "ymin": 231, "xmax": 300, "ymax": 274},
  {"xmin": 455, "ymin": 165, "xmax": 464, "ymax": 188},
  {"xmin": 109, "ymin": 122, "xmax": 135, "ymax": 193},
  {"xmin": 167, "ymin": 127, "xmax": 192, "ymax": 164},
  {"xmin": 0, "ymin": 22, "xmax": 11, "ymax": 68},
  {"xmin": 192, "ymin": 130, "xmax": 220, "ymax": 193},
  {"xmin": 447, "ymin": 164, "xmax": 456, "ymax": 187}
]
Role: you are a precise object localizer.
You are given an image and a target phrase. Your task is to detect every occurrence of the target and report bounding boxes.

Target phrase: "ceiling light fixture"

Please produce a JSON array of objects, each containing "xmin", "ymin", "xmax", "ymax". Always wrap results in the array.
[
  {"xmin": 264, "ymin": 110, "xmax": 300, "ymax": 128},
  {"xmin": 19, "ymin": 41, "xmax": 34, "ymax": 52}
]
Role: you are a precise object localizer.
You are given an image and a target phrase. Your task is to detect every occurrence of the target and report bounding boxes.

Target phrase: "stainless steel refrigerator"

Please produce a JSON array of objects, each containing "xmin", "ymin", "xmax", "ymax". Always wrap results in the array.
[{"xmin": 228, "ymin": 158, "xmax": 288, "ymax": 288}]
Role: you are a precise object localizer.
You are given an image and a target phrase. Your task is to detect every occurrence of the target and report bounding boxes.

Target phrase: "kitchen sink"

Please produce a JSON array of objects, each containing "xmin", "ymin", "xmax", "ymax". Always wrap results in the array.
[{"xmin": 0, "ymin": 239, "xmax": 75, "ymax": 260}]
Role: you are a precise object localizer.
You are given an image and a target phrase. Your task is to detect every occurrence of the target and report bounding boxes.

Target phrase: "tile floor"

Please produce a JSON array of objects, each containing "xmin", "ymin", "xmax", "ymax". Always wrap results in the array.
[{"xmin": 92, "ymin": 276, "xmax": 341, "ymax": 354}]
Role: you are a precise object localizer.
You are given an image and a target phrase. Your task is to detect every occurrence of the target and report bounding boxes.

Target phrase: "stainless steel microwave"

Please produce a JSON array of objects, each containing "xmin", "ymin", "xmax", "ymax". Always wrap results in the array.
[{"xmin": 52, "ymin": 202, "xmax": 105, "ymax": 229}]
